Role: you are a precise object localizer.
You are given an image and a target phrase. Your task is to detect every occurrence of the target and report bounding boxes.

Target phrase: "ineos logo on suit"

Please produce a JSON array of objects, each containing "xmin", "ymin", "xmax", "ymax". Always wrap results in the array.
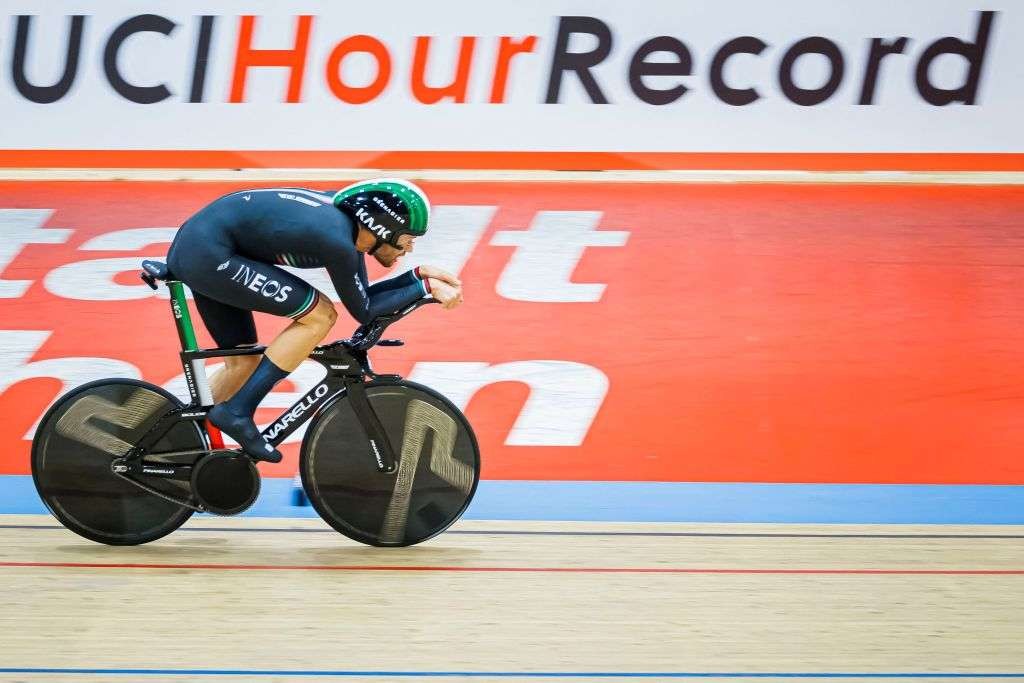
[{"xmin": 230, "ymin": 264, "xmax": 292, "ymax": 302}]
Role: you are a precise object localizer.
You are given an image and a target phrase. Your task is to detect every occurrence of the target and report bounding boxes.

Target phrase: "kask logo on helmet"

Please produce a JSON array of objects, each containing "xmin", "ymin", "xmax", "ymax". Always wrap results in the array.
[
  {"xmin": 335, "ymin": 179, "xmax": 429, "ymax": 248},
  {"xmin": 354, "ymin": 207, "xmax": 393, "ymax": 241}
]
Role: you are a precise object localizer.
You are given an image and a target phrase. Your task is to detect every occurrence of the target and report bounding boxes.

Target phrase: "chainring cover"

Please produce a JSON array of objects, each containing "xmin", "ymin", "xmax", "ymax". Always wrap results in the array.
[{"xmin": 191, "ymin": 451, "xmax": 260, "ymax": 516}]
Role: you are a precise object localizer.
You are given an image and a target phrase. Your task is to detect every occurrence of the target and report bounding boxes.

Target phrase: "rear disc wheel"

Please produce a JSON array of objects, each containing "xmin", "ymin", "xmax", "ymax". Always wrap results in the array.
[{"xmin": 31, "ymin": 378, "xmax": 203, "ymax": 545}]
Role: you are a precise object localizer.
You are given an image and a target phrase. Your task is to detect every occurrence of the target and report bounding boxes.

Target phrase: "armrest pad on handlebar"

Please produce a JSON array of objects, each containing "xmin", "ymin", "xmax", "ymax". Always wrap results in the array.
[{"xmin": 321, "ymin": 297, "xmax": 439, "ymax": 352}]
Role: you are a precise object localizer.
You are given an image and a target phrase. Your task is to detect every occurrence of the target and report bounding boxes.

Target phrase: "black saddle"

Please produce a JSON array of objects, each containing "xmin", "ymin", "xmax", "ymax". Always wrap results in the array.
[{"xmin": 140, "ymin": 260, "xmax": 175, "ymax": 289}]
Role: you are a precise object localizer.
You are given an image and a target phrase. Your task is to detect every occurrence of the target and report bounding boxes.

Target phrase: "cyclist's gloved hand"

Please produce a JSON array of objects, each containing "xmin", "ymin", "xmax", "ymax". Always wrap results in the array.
[
  {"xmin": 428, "ymin": 279, "xmax": 463, "ymax": 310},
  {"xmin": 417, "ymin": 265, "xmax": 461, "ymax": 287}
]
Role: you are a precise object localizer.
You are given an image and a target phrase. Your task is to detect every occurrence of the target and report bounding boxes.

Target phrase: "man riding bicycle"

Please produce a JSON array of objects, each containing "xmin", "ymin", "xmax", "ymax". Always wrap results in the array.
[{"xmin": 165, "ymin": 179, "xmax": 463, "ymax": 464}]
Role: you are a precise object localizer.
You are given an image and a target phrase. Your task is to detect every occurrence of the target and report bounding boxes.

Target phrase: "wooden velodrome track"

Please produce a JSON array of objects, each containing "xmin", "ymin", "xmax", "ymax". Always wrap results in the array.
[{"xmin": 0, "ymin": 514, "xmax": 1021, "ymax": 681}]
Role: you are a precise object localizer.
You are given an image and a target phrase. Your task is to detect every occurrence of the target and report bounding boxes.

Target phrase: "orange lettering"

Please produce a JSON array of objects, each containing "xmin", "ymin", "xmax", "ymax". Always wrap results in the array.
[
  {"xmin": 230, "ymin": 15, "xmax": 312, "ymax": 103},
  {"xmin": 411, "ymin": 36, "xmax": 476, "ymax": 104},
  {"xmin": 325, "ymin": 35, "xmax": 392, "ymax": 104},
  {"xmin": 490, "ymin": 36, "xmax": 538, "ymax": 103}
]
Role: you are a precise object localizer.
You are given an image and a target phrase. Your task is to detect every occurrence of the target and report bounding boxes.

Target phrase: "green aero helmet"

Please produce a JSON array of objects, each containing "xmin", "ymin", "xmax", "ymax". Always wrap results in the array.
[{"xmin": 333, "ymin": 178, "xmax": 431, "ymax": 252}]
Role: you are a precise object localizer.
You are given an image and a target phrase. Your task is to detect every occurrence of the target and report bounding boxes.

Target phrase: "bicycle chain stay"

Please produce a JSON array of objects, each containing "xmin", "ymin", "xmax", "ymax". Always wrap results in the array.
[{"xmin": 111, "ymin": 470, "xmax": 205, "ymax": 513}]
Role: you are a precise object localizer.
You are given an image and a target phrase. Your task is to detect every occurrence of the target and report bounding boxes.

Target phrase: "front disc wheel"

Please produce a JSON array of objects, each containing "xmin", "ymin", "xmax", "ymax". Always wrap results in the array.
[{"xmin": 301, "ymin": 381, "xmax": 480, "ymax": 547}]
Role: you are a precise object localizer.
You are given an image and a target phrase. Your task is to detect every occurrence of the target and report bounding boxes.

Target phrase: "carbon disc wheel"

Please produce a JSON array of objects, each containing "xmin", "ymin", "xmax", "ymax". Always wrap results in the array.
[
  {"xmin": 300, "ymin": 380, "xmax": 480, "ymax": 547},
  {"xmin": 31, "ymin": 378, "xmax": 203, "ymax": 545}
]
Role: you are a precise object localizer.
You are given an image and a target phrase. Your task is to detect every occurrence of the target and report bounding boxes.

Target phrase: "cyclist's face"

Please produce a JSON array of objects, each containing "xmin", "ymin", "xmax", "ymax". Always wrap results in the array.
[
  {"xmin": 396, "ymin": 235, "xmax": 415, "ymax": 253},
  {"xmin": 373, "ymin": 235, "xmax": 415, "ymax": 268}
]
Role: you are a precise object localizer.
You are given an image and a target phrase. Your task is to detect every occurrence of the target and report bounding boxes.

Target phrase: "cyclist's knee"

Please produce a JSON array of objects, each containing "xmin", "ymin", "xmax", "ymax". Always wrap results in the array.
[{"xmin": 297, "ymin": 293, "xmax": 337, "ymax": 331}]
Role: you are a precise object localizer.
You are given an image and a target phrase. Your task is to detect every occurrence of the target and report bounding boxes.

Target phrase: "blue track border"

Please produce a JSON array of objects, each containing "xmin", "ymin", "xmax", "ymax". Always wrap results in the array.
[
  {"xmin": 0, "ymin": 669, "xmax": 1023, "ymax": 678},
  {"xmin": 5, "ymin": 476, "xmax": 1024, "ymax": 524}
]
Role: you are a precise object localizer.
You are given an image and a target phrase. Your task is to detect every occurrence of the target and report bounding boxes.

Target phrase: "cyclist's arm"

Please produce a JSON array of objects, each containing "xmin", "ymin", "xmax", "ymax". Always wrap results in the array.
[
  {"xmin": 323, "ymin": 250, "xmax": 426, "ymax": 325},
  {"xmin": 367, "ymin": 268, "xmax": 428, "ymax": 296}
]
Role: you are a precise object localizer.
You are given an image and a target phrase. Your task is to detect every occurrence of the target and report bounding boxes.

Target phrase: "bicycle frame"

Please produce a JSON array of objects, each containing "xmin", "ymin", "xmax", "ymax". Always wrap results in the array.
[
  {"xmin": 160, "ymin": 343, "xmax": 369, "ymax": 449},
  {"xmin": 120, "ymin": 278, "xmax": 407, "ymax": 482}
]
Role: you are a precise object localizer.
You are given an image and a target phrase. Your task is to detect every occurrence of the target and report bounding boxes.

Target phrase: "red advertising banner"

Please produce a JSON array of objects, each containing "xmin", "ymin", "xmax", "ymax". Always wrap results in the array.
[{"xmin": 1, "ymin": 181, "xmax": 1023, "ymax": 484}]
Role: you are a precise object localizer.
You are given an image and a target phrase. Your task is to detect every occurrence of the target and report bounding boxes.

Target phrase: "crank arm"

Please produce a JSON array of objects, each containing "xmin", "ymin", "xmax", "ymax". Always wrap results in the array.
[{"xmin": 113, "ymin": 458, "xmax": 193, "ymax": 481}]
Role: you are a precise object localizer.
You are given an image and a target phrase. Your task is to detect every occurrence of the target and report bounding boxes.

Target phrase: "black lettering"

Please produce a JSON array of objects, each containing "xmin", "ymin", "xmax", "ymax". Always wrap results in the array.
[
  {"xmin": 779, "ymin": 37, "xmax": 845, "ymax": 106},
  {"xmin": 103, "ymin": 14, "xmax": 177, "ymax": 104},
  {"xmin": 710, "ymin": 37, "xmax": 768, "ymax": 106},
  {"xmin": 545, "ymin": 16, "xmax": 612, "ymax": 104},
  {"xmin": 189, "ymin": 16, "xmax": 216, "ymax": 103},
  {"xmin": 915, "ymin": 11, "xmax": 995, "ymax": 106},
  {"xmin": 627, "ymin": 37, "xmax": 691, "ymax": 105},
  {"xmin": 11, "ymin": 15, "xmax": 85, "ymax": 104},
  {"xmin": 858, "ymin": 38, "xmax": 909, "ymax": 105}
]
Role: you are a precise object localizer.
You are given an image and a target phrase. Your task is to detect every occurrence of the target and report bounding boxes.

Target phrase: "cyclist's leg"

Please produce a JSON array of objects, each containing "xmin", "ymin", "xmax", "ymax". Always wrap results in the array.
[
  {"xmin": 191, "ymin": 292, "xmax": 260, "ymax": 402},
  {"xmin": 184, "ymin": 255, "xmax": 336, "ymax": 371},
  {"xmin": 169, "ymin": 234, "xmax": 265, "ymax": 403},
  {"xmin": 201, "ymin": 290, "xmax": 335, "ymax": 421},
  {"xmin": 264, "ymin": 294, "xmax": 337, "ymax": 370},
  {"xmin": 172, "ymin": 250, "xmax": 335, "ymax": 461}
]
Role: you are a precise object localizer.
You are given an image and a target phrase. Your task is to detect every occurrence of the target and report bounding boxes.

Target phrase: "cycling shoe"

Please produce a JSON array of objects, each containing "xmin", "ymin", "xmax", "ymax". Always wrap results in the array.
[{"xmin": 207, "ymin": 403, "xmax": 283, "ymax": 463}]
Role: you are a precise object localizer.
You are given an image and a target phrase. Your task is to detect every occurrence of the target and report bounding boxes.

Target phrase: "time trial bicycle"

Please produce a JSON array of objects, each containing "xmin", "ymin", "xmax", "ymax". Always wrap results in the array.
[{"xmin": 31, "ymin": 259, "xmax": 480, "ymax": 547}]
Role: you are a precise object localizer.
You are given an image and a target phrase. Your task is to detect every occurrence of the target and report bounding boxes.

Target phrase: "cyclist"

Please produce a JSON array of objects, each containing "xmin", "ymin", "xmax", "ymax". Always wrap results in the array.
[{"xmin": 165, "ymin": 179, "xmax": 463, "ymax": 463}]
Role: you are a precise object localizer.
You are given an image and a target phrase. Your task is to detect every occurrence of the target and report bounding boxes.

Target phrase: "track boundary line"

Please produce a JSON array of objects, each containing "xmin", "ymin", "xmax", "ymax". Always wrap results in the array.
[
  {"xmin": 2, "ymin": 561, "xmax": 1022, "ymax": 575},
  {"xmin": 1, "ymin": 667, "xmax": 1024, "ymax": 678}
]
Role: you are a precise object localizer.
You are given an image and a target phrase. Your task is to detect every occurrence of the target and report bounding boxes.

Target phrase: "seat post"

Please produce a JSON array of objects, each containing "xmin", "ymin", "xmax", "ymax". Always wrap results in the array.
[
  {"xmin": 167, "ymin": 280, "xmax": 216, "ymax": 407},
  {"xmin": 167, "ymin": 280, "xmax": 198, "ymax": 352}
]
